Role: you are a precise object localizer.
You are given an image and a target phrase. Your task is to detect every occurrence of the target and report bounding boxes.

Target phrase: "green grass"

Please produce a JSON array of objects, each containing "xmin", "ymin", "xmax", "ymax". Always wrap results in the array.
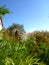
[{"xmin": 0, "ymin": 37, "xmax": 48, "ymax": 65}]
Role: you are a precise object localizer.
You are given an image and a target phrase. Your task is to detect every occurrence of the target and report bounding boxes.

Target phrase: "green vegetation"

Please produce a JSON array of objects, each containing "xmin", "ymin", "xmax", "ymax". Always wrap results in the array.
[{"xmin": 0, "ymin": 29, "xmax": 49, "ymax": 65}]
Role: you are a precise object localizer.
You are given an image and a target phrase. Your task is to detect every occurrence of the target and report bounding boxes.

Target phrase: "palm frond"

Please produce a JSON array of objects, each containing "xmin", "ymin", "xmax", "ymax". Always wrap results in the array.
[{"xmin": 0, "ymin": 5, "xmax": 11, "ymax": 16}]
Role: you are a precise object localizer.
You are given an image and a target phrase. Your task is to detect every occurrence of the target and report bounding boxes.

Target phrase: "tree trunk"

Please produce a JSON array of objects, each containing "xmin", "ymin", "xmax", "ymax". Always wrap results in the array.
[{"xmin": 0, "ymin": 17, "xmax": 3, "ymax": 31}]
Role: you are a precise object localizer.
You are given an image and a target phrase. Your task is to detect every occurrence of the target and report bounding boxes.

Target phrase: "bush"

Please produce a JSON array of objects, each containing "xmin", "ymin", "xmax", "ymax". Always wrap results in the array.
[{"xmin": 1, "ymin": 30, "xmax": 49, "ymax": 65}]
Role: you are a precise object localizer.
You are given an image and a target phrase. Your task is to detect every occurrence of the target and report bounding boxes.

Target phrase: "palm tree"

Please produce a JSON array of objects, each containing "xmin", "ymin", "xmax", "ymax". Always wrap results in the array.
[{"xmin": 0, "ymin": 5, "xmax": 10, "ymax": 30}]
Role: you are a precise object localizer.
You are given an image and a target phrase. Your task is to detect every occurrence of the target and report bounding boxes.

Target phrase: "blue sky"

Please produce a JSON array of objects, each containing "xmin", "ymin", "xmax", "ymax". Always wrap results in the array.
[{"xmin": 0, "ymin": 0, "xmax": 49, "ymax": 32}]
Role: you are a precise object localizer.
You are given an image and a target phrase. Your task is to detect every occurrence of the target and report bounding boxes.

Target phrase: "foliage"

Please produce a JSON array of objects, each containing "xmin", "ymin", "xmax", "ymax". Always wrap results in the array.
[
  {"xmin": 0, "ymin": 30, "xmax": 49, "ymax": 65},
  {"xmin": 27, "ymin": 31, "xmax": 49, "ymax": 44},
  {"xmin": 0, "ymin": 5, "xmax": 11, "ymax": 31},
  {"xmin": 7, "ymin": 23, "xmax": 25, "ymax": 33},
  {"xmin": 0, "ymin": 38, "xmax": 46, "ymax": 65},
  {"xmin": 3, "ymin": 23, "xmax": 25, "ymax": 41},
  {"xmin": 0, "ymin": 5, "xmax": 11, "ymax": 17}
]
